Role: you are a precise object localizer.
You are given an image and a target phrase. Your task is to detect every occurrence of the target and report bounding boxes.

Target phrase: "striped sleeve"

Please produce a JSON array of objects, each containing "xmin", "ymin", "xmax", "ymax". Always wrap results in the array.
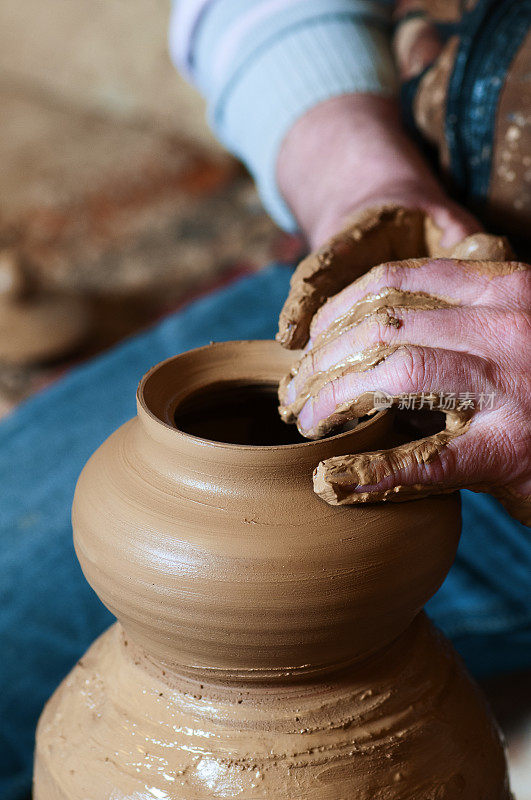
[{"xmin": 169, "ymin": 1, "xmax": 397, "ymax": 231}]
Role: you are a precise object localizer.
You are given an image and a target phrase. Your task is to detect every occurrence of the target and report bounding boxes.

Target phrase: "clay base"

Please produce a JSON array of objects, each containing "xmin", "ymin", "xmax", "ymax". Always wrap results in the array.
[{"xmin": 34, "ymin": 614, "xmax": 511, "ymax": 799}]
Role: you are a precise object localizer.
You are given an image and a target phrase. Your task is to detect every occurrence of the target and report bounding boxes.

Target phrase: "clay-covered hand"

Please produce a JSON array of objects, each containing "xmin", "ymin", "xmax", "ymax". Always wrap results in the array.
[{"xmin": 278, "ymin": 251, "xmax": 531, "ymax": 526}]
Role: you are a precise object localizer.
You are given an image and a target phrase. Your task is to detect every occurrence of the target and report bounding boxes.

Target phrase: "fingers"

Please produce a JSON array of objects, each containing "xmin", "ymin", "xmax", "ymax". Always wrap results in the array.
[
  {"xmin": 308, "ymin": 277, "xmax": 454, "ymax": 351},
  {"xmin": 313, "ymin": 424, "xmax": 481, "ymax": 505},
  {"xmin": 444, "ymin": 233, "xmax": 513, "ymax": 261},
  {"xmin": 277, "ymin": 206, "xmax": 427, "ymax": 349},
  {"xmin": 309, "ymin": 374, "xmax": 531, "ymax": 519},
  {"xmin": 281, "ymin": 306, "xmax": 505, "ymax": 410},
  {"xmin": 308, "ymin": 258, "xmax": 526, "ymax": 345},
  {"xmin": 276, "ymin": 201, "xmax": 509, "ymax": 351},
  {"xmin": 291, "ymin": 346, "xmax": 491, "ymax": 438}
]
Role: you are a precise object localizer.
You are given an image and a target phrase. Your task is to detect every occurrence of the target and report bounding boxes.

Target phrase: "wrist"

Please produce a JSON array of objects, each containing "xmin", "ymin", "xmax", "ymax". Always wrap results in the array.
[{"xmin": 277, "ymin": 94, "xmax": 444, "ymax": 248}]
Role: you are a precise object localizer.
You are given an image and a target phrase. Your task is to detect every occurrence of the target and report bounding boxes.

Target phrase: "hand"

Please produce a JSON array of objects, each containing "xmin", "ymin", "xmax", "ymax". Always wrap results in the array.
[
  {"xmin": 278, "ymin": 254, "xmax": 531, "ymax": 525},
  {"xmin": 277, "ymin": 94, "xmax": 484, "ymax": 350},
  {"xmin": 277, "ymin": 94, "xmax": 480, "ymax": 251}
]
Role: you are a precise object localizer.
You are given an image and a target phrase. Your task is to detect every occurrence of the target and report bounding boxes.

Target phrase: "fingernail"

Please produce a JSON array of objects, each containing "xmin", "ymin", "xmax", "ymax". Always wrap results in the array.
[
  {"xmin": 297, "ymin": 400, "xmax": 314, "ymax": 437},
  {"xmin": 284, "ymin": 379, "xmax": 296, "ymax": 404}
]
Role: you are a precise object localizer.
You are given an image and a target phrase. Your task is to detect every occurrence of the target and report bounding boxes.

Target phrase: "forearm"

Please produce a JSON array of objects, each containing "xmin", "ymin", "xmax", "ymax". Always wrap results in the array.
[
  {"xmin": 277, "ymin": 94, "xmax": 462, "ymax": 248},
  {"xmin": 170, "ymin": 1, "xmax": 397, "ymax": 231},
  {"xmin": 170, "ymin": 1, "xmax": 479, "ymax": 247}
]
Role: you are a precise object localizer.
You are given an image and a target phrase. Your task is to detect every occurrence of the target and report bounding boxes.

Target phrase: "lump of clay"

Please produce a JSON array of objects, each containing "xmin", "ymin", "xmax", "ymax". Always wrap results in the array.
[
  {"xmin": 0, "ymin": 250, "xmax": 90, "ymax": 365},
  {"xmin": 277, "ymin": 205, "xmax": 513, "ymax": 350}
]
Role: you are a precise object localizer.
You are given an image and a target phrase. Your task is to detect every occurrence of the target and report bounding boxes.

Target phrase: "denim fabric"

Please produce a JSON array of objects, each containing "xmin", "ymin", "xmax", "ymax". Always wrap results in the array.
[{"xmin": 1, "ymin": 264, "xmax": 530, "ymax": 800}]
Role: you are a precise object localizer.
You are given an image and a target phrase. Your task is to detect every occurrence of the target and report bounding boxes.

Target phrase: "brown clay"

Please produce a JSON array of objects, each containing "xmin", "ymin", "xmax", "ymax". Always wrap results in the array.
[
  {"xmin": 277, "ymin": 206, "xmax": 427, "ymax": 350},
  {"xmin": 276, "ymin": 205, "xmax": 513, "ymax": 350},
  {"xmin": 0, "ymin": 249, "xmax": 90, "ymax": 365},
  {"xmin": 278, "ymin": 256, "xmax": 525, "ymax": 438},
  {"xmin": 276, "ymin": 210, "xmax": 530, "ymax": 523},
  {"xmin": 34, "ymin": 341, "xmax": 511, "ymax": 799}
]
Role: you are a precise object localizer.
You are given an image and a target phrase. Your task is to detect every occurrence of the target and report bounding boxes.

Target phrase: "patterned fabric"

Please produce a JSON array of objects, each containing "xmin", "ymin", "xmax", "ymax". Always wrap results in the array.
[
  {"xmin": 1, "ymin": 264, "xmax": 530, "ymax": 799},
  {"xmin": 395, "ymin": 0, "xmax": 531, "ymax": 240}
]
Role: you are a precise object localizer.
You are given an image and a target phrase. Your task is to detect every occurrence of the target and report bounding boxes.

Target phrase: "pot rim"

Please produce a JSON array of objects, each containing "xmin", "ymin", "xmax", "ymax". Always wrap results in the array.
[{"xmin": 137, "ymin": 340, "xmax": 390, "ymax": 452}]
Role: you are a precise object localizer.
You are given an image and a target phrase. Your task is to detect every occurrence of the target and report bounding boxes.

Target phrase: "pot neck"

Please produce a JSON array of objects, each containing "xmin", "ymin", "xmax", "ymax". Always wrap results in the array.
[
  {"xmin": 137, "ymin": 400, "xmax": 389, "ymax": 475},
  {"xmin": 135, "ymin": 341, "xmax": 390, "ymax": 476}
]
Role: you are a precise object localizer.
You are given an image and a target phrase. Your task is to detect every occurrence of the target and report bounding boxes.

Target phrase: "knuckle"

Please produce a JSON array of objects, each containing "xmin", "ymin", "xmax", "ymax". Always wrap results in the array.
[
  {"xmin": 483, "ymin": 308, "xmax": 531, "ymax": 370},
  {"xmin": 421, "ymin": 438, "xmax": 459, "ymax": 483},
  {"xmin": 310, "ymin": 295, "xmax": 338, "ymax": 337},
  {"xmin": 367, "ymin": 262, "xmax": 389, "ymax": 286},
  {"xmin": 514, "ymin": 265, "xmax": 531, "ymax": 293},
  {"xmin": 506, "ymin": 309, "xmax": 531, "ymax": 361},
  {"xmin": 391, "ymin": 346, "xmax": 434, "ymax": 392},
  {"xmin": 474, "ymin": 413, "xmax": 527, "ymax": 483},
  {"xmin": 362, "ymin": 308, "xmax": 403, "ymax": 348},
  {"xmin": 493, "ymin": 266, "xmax": 531, "ymax": 307},
  {"xmin": 370, "ymin": 261, "xmax": 405, "ymax": 293},
  {"xmin": 309, "ymin": 304, "xmax": 327, "ymax": 336},
  {"xmin": 509, "ymin": 307, "xmax": 531, "ymax": 343},
  {"xmin": 295, "ymin": 348, "xmax": 318, "ymax": 390}
]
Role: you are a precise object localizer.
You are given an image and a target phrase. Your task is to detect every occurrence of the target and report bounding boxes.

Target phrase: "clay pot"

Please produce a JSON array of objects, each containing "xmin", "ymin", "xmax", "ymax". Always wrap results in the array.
[
  {"xmin": 0, "ymin": 250, "xmax": 90, "ymax": 366},
  {"xmin": 34, "ymin": 340, "xmax": 511, "ymax": 799}
]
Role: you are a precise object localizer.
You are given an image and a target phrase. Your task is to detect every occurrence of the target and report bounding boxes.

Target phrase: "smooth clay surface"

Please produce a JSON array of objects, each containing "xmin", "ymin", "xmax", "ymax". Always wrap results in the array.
[{"xmin": 34, "ymin": 341, "xmax": 511, "ymax": 799}]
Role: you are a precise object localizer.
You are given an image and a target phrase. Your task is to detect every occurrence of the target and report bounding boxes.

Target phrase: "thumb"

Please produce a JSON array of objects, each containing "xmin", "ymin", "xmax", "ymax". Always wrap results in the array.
[
  {"xmin": 313, "ymin": 425, "xmax": 474, "ymax": 505},
  {"xmin": 424, "ymin": 202, "xmax": 481, "ymax": 250}
]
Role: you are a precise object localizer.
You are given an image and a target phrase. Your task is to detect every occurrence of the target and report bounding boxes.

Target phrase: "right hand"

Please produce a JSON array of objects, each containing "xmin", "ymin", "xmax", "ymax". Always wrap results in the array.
[{"xmin": 278, "ymin": 249, "xmax": 531, "ymax": 525}]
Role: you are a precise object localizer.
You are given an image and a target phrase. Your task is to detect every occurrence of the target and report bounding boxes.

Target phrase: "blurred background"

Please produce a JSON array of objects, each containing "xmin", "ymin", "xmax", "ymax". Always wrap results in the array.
[
  {"xmin": 0, "ymin": 0, "xmax": 299, "ymax": 416},
  {"xmin": 0, "ymin": 2, "xmax": 529, "ymax": 797}
]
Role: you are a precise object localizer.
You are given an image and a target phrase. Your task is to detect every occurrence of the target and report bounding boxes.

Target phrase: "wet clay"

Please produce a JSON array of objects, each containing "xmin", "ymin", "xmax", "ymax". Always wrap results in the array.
[
  {"xmin": 0, "ymin": 250, "xmax": 90, "ymax": 365},
  {"xmin": 278, "ymin": 256, "xmax": 525, "ymax": 435},
  {"xmin": 312, "ymin": 403, "xmax": 472, "ymax": 505},
  {"xmin": 277, "ymin": 212, "xmax": 530, "ymax": 525},
  {"xmin": 34, "ymin": 341, "xmax": 511, "ymax": 799},
  {"xmin": 35, "ymin": 616, "xmax": 509, "ymax": 800},
  {"xmin": 276, "ymin": 205, "xmax": 512, "ymax": 350},
  {"xmin": 277, "ymin": 206, "xmax": 426, "ymax": 350}
]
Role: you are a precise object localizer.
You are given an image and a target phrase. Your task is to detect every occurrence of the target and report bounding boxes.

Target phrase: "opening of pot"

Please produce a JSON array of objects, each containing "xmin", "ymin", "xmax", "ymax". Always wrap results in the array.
[
  {"xmin": 139, "ymin": 343, "xmax": 367, "ymax": 449},
  {"xmin": 174, "ymin": 382, "xmax": 311, "ymax": 446}
]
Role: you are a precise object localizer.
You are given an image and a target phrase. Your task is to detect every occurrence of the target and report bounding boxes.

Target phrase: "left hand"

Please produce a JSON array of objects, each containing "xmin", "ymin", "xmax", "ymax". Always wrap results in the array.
[{"xmin": 278, "ymin": 254, "xmax": 531, "ymax": 525}]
